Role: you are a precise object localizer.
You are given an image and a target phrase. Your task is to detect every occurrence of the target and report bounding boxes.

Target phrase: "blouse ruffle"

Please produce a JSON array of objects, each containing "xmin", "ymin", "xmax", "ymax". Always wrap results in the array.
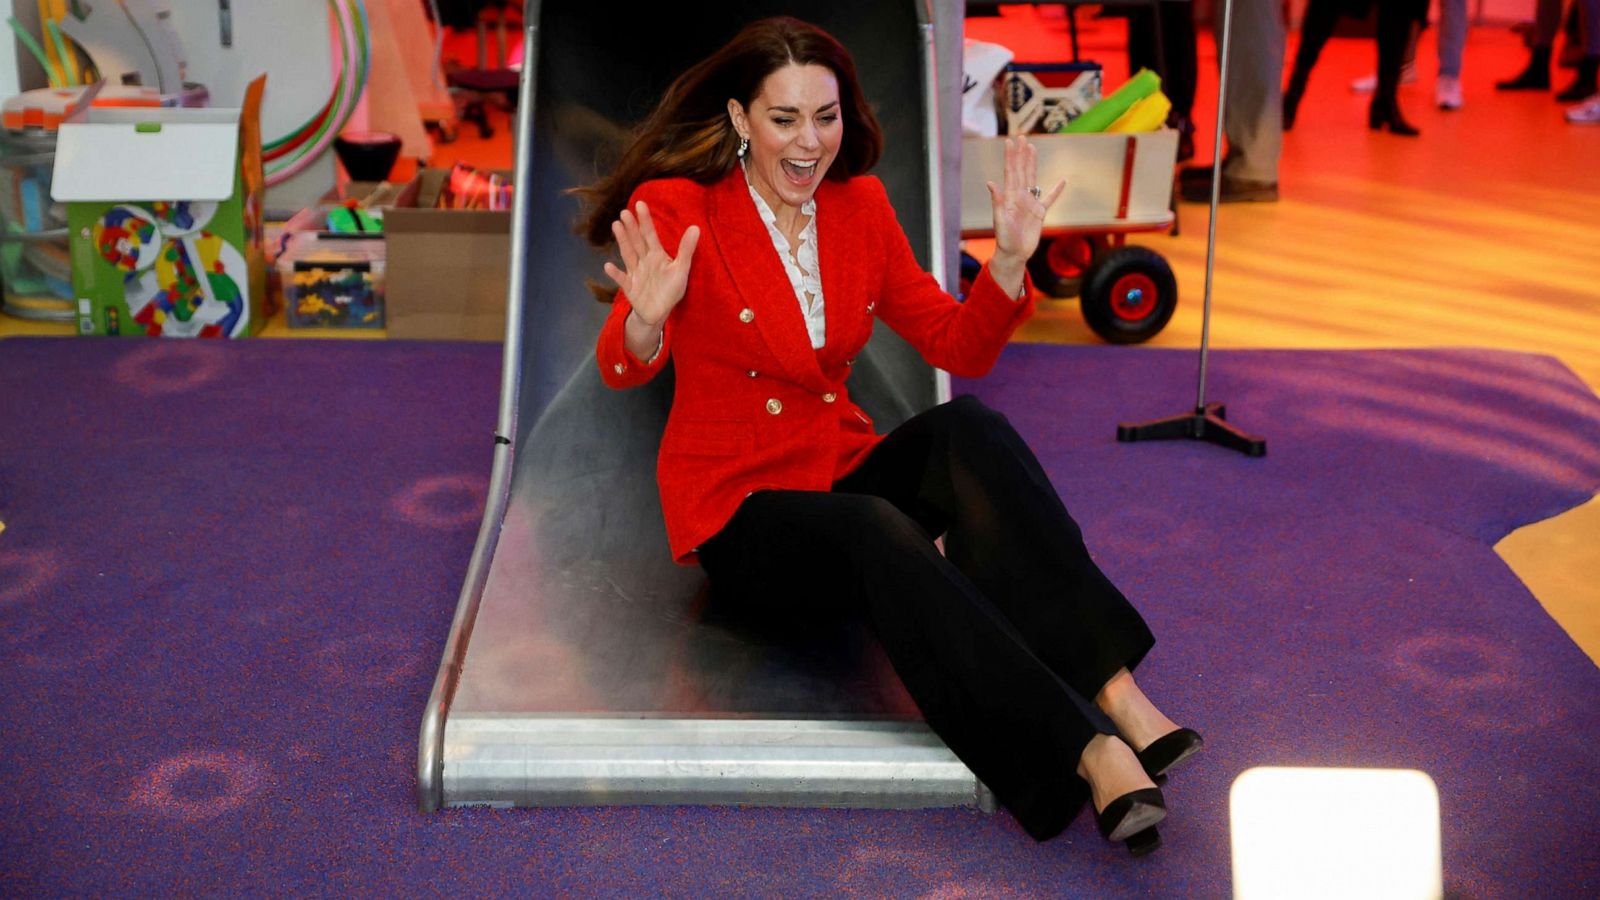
[{"xmin": 745, "ymin": 172, "xmax": 825, "ymax": 349}]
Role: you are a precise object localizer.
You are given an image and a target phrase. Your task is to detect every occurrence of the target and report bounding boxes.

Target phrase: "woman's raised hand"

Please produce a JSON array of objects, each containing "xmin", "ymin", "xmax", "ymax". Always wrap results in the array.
[
  {"xmin": 603, "ymin": 200, "xmax": 700, "ymax": 328},
  {"xmin": 985, "ymin": 135, "xmax": 1064, "ymax": 268}
]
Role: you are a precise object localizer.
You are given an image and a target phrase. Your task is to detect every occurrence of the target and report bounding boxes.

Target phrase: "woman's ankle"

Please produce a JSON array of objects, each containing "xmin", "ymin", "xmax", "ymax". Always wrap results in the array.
[
  {"xmin": 1094, "ymin": 668, "xmax": 1135, "ymax": 712},
  {"xmin": 1077, "ymin": 733, "xmax": 1155, "ymax": 810},
  {"xmin": 1095, "ymin": 669, "xmax": 1180, "ymax": 751}
]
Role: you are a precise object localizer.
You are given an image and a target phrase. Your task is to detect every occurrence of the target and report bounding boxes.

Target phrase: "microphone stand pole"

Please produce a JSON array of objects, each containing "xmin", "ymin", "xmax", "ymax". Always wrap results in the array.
[{"xmin": 1116, "ymin": 0, "xmax": 1266, "ymax": 457}]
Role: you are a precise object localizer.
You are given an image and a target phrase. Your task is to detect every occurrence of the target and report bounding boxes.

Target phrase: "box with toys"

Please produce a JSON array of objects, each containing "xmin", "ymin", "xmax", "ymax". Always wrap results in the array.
[
  {"xmin": 1002, "ymin": 62, "xmax": 1103, "ymax": 135},
  {"xmin": 51, "ymin": 78, "xmax": 266, "ymax": 337}
]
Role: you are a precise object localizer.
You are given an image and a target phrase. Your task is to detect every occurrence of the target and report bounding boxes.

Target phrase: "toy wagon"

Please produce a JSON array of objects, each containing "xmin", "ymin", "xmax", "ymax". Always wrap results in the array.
[{"xmin": 959, "ymin": 130, "xmax": 1179, "ymax": 343}]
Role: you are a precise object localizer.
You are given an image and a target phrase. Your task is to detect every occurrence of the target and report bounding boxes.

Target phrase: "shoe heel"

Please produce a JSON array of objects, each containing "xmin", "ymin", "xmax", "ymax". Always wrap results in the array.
[
  {"xmin": 1125, "ymin": 825, "xmax": 1162, "ymax": 857},
  {"xmin": 1096, "ymin": 787, "xmax": 1167, "ymax": 844}
]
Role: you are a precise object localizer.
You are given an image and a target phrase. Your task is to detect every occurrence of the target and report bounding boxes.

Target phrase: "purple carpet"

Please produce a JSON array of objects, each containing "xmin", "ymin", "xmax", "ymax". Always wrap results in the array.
[{"xmin": 2, "ymin": 336, "xmax": 1598, "ymax": 897}]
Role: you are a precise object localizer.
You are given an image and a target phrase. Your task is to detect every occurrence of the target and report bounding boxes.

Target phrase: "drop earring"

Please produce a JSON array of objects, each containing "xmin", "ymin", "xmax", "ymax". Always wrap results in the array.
[{"xmin": 737, "ymin": 136, "xmax": 749, "ymax": 158}]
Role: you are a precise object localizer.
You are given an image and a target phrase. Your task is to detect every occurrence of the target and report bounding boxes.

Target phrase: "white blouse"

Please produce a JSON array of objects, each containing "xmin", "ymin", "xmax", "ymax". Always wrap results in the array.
[{"xmin": 744, "ymin": 170, "xmax": 825, "ymax": 349}]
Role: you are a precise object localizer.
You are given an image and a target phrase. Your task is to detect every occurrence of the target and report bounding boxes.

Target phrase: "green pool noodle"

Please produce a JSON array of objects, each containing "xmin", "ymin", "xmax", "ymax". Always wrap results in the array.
[{"xmin": 1062, "ymin": 67, "xmax": 1162, "ymax": 133}]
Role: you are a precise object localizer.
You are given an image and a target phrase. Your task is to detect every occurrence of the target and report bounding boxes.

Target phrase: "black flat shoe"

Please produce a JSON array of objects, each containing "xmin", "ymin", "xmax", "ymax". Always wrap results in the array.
[
  {"xmin": 1096, "ymin": 787, "xmax": 1167, "ymax": 848},
  {"xmin": 1178, "ymin": 174, "xmax": 1278, "ymax": 204},
  {"xmin": 1136, "ymin": 728, "xmax": 1204, "ymax": 780}
]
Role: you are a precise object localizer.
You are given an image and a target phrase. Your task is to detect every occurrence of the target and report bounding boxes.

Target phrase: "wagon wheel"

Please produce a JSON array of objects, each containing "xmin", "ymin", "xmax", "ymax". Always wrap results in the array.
[
  {"xmin": 1080, "ymin": 245, "xmax": 1177, "ymax": 344},
  {"xmin": 1026, "ymin": 234, "xmax": 1107, "ymax": 298}
]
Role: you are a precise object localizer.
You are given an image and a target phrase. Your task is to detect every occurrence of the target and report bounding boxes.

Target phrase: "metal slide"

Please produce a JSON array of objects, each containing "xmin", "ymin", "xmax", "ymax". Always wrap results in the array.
[{"xmin": 417, "ymin": 0, "xmax": 986, "ymax": 813}]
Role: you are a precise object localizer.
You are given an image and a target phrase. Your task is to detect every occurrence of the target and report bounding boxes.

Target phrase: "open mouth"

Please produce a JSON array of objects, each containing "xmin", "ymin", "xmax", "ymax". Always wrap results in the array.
[{"xmin": 780, "ymin": 159, "xmax": 820, "ymax": 182}]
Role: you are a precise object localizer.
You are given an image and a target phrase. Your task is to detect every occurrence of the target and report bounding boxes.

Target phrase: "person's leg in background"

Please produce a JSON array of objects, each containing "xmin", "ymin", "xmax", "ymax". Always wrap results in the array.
[
  {"xmin": 1436, "ymin": 0, "xmax": 1468, "ymax": 109},
  {"xmin": 1181, "ymin": 0, "xmax": 1283, "ymax": 202},
  {"xmin": 1127, "ymin": 1, "xmax": 1200, "ymax": 161},
  {"xmin": 1499, "ymin": 0, "xmax": 1563, "ymax": 90},
  {"xmin": 1282, "ymin": 0, "xmax": 1343, "ymax": 130},
  {"xmin": 1351, "ymin": 21, "xmax": 1421, "ymax": 94},
  {"xmin": 1560, "ymin": 0, "xmax": 1584, "ymax": 65},
  {"xmin": 1555, "ymin": 0, "xmax": 1599, "ymax": 100},
  {"xmin": 1370, "ymin": 0, "xmax": 1427, "ymax": 134}
]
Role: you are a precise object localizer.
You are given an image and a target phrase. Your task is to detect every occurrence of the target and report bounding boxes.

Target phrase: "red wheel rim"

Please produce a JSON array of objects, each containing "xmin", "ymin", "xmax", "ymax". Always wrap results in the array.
[
  {"xmin": 1110, "ymin": 273, "xmax": 1158, "ymax": 321},
  {"xmin": 1046, "ymin": 236, "xmax": 1096, "ymax": 278}
]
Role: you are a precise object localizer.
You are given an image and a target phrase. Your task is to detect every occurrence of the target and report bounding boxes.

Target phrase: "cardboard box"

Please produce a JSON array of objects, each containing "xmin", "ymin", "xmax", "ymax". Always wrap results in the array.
[
  {"xmin": 52, "ymin": 78, "xmax": 267, "ymax": 337},
  {"xmin": 381, "ymin": 167, "xmax": 511, "ymax": 341}
]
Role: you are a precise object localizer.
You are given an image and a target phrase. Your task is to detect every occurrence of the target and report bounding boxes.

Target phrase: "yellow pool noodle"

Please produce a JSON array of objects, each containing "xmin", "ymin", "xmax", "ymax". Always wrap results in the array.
[{"xmin": 1107, "ymin": 91, "xmax": 1172, "ymax": 133}]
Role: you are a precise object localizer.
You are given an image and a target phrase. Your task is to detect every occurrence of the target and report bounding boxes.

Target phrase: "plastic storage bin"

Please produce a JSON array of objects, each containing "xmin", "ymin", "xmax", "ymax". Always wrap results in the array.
[
  {"xmin": 0, "ymin": 110, "xmax": 72, "ymax": 321},
  {"xmin": 276, "ymin": 231, "xmax": 385, "ymax": 329}
]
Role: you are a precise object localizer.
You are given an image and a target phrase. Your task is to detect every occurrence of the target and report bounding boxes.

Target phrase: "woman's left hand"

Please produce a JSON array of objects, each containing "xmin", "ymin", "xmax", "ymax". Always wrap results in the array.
[{"xmin": 985, "ymin": 135, "xmax": 1064, "ymax": 276}]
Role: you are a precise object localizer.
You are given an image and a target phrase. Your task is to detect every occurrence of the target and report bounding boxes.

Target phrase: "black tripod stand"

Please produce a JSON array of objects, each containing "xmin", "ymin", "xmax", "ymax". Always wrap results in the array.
[{"xmin": 1116, "ymin": 0, "xmax": 1265, "ymax": 458}]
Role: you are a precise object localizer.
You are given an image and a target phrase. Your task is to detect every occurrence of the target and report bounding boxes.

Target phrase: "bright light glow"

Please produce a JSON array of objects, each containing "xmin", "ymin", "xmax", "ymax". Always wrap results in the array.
[{"xmin": 1231, "ymin": 767, "xmax": 1442, "ymax": 900}]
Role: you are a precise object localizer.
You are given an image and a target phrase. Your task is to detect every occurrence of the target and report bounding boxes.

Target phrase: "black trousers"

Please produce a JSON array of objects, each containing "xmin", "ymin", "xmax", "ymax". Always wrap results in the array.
[
  {"xmin": 1292, "ymin": 0, "xmax": 1429, "ymax": 112},
  {"xmin": 1128, "ymin": 2, "xmax": 1199, "ymax": 120},
  {"xmin": 697, "ymin": 396, "xmax": 1156, "ymax": 841}
]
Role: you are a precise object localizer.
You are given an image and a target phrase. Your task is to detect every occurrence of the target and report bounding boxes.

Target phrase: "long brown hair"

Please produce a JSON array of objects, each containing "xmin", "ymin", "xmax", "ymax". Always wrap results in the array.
[{"xmin": 574, "ymin": 16, "xmax": 883, "ymax": 251}]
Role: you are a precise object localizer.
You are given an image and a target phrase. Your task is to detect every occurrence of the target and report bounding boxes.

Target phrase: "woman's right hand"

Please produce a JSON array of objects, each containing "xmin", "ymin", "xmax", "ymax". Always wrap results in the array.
[{"xmin": 603, "ymin": 200, "xmax": 701, "ymax": 329}]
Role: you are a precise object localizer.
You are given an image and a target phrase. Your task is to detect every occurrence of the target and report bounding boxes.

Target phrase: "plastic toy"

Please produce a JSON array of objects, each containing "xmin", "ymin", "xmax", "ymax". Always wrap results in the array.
[
  {"xmin": 287, "ymin": 262, "xmax": 382, "ymax": 328},
  {"xmin": 326, "ymin": 199, "xmax": 382, "ymax": 233}
]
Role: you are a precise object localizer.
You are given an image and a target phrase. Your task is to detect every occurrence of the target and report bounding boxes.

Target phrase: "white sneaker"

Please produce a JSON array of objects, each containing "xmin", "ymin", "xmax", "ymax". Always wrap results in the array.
[
  {"xmin": 1566, "ymin": 94, "xmax": 1600, "ymax": 124},
  {"xmin": 1351, "ymin": 62, "xmax": 1418, "ymax": 93},
  {"xmin": 1436, "ymin": 76, "xmax": 1464, "ymax": 110}
]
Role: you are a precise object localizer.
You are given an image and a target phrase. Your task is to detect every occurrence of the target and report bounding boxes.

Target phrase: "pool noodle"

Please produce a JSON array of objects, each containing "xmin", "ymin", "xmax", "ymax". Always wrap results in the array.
[
  {"xmin": 1062, "ymin": 67, "xmax": 1161, "ymax": 133},
  {"xmin": 1107, "ymin": 91, "xmax": 1172, "ymax": 133}
]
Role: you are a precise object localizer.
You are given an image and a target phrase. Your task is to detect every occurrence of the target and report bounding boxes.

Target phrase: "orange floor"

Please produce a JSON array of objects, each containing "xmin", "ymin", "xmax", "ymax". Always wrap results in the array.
[{"xmin": 4, "ymin": 12, "xmax": 1596, "ymax": 662}]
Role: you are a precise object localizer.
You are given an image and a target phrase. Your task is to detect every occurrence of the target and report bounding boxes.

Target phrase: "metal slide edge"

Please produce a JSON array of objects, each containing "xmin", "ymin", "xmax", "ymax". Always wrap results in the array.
[
  {"xmin": 415, "ymin": 11, "xmax": 543, "ymax": 813},
  {"xmin": 443, "ymin": 717, "xmax": 993, "ymax": 811},
  {"xmin": 920, "ymin": 2, "xmax": 953, "ymax": 406}
]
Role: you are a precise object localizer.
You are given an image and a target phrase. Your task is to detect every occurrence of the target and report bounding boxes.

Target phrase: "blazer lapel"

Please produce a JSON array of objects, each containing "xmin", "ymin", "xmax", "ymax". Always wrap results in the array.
[
  {"xmin": 815, "ymin": 179, "xmax": 869, "ymax": 367},
  {"xmin": 708, "ymin": 171, "xmax": 828, "ymax": 392}
]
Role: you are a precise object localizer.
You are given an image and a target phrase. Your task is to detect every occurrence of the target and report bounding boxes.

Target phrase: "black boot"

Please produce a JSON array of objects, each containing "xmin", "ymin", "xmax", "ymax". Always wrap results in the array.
[
  {"xmin": 1498, "ymin": 47, "xmax": 1552, "ymax": 90},
  {"xmin": 1556, "ymin": 56, "xmax": 1600, "ymax": 102},
  {"xmin": 1369, "ymin": 98, "xmax": 1420, "ymax": 136},
  {"xmin": 1371, "ymin": 21, "xmax": 1419, "ymax": 138}
]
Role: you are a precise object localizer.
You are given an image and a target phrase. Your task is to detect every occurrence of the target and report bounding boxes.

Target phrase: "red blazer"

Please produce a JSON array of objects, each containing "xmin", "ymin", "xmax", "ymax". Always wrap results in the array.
[{"xmin": 597, "ymin": 169, "xmax": 1034, "ymax": 564}]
